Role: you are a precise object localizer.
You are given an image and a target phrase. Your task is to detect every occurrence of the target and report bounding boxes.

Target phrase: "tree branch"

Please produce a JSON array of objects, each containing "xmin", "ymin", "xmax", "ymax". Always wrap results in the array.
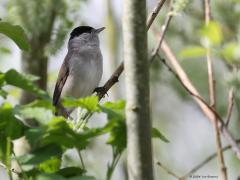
[
  {"xmin": 150, "ymin": 0, "xmax": 173, "ymax": 63},
  {"xmin": 204, "ymin": 0, "xmax": 227, "ymax": 179},
  {"xmin": 97, "ymin": 0, "xmax": 167, "ymax": 99},
  {"xmin": 97, "ymin": 0, "xmax": 240, "ymax": 163},
  {"xmin": 160, "ymin": 40, "xmax": 240, "ymax": 159},
  {"xmin": 226, "ymin": 88, "xmax": 234, "ymax": 127},
  {"xmin": 181, "ymin": 139, "xmax": 240, "ymax": 179},
  {"xmin": 157, "ymin": 162, "xmax": 180, "ymax": 179},
  {"xmin": 146, "ymin": 0, "xmax": 167, "ymax": 30},
  {"xmin": 156, "ymin": 140, "xmax": 240, "ymax": 180}
]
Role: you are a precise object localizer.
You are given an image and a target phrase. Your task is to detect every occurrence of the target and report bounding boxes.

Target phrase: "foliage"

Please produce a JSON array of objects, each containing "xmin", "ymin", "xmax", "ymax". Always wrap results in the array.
[
  {"xmin": 0, "ymin": 22, "xmax": 168, "ymax": 179},
  {"xmin": 0, "ymin": 22, "xmax": 29, "ymax": 51}
]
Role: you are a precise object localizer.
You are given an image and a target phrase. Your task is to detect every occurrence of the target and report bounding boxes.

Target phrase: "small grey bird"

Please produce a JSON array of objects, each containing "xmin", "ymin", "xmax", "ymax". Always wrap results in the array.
[{"xmin": 53, "ymin": 26, "xmax": 105, "ymax": 116}]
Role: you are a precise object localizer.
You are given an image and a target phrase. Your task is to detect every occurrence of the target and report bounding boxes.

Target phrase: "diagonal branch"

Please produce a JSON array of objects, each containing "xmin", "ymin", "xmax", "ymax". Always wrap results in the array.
[
  {"xmin": 181, "ymin": 139, "xmax": 240, "ymax": 179},
  {"xmin": 160, "ymin": 40, "xmax": 240, "ymax": 160},
  {"xmin": 156, "ymin": 140, "xmax": 240, "ymax": 180},
  {"xmin": 97, "ymin": 0, "xmax": 167, "ymax": 99},
  {"xmin": 150, "ymin": 0, "xmax": 173, "ymax": 63},
  {"xmin": 146, "ymin": 0, "xmax": 167, "ymax": 30},
  {"xmin": 157, "ymin": 162, "xmax": 180, "ymax": 179}
]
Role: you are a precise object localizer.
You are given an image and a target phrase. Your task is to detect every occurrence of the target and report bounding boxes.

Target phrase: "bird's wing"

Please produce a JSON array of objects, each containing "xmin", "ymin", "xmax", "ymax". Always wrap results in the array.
[{"xmin": 53, "ymin": 54, "xmax": 71, "ymax": 106}]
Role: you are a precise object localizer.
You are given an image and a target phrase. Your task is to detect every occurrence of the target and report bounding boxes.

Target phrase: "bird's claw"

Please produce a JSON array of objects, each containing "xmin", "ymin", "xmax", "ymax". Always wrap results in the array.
[{"xmin": 93, "ymin": 86, "xmax": 109, "ymax": 97}]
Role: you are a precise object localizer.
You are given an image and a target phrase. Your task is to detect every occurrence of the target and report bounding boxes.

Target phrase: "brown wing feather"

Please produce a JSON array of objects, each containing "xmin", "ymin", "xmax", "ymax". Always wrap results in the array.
[{"xmin": 53, "ymin": 54, "xmax": 70, "ymax": 106}]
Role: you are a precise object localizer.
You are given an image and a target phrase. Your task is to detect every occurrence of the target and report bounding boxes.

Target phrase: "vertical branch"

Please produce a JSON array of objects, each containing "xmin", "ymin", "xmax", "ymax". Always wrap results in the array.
[
  {"xmin": 226, "ymin": 88, "xmax": 234, "ymax": 127},
  {"xmin": 204, "ymin": 0, "xmax": 227, "ymax": 179},
  {"xmin": 123, "ymin": 0, "xmax": 153, "ymax": 179}
]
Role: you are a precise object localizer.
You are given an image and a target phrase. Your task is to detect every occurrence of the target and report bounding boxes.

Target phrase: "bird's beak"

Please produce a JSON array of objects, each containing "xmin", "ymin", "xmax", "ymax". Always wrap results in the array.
[{"xmin": 94, "ymin": 27, "xmax": 105, "ymax": 34}]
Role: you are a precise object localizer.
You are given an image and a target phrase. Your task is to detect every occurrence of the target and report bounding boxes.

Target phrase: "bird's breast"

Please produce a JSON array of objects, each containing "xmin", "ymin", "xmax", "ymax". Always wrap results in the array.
[{"xmin": 62, "ymin": 50, "xmax": 103, "ymax": 98}]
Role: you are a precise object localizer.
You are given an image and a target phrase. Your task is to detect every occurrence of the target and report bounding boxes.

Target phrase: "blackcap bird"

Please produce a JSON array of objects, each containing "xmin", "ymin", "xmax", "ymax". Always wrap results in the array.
[{"xmin": 53, "ymin": 26, "xmax": 105, "ymax": 116}]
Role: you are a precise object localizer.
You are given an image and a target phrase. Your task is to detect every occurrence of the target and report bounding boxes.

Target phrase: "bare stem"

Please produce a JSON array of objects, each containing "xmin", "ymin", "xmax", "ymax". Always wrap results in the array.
[
  {"xmin": 204, "ymin": 0, "xmax": 227, "ymax": 179},
  {"xmin": 97, "ymin": 0, "xmax": 167, "ymax": 99},
  {"xmin": 150, "ymin": 0, "xmax": 173, "ymax": 63},
  {"xmin": 146, "ymin": 0, "xmax": 167, "ymax": 30},
  {"xmin": 76, "ymin": 149, "xmax": 85, "ymax": 170},
  {"xmin": 160, "ymin": 40, "xmax": 240, "ymax": 159},
  {"xmin": 95, "ymin": 0, "xmax": 240, "ymax": 162},
  {"xmin": 156, "ymin": 162, "xmax": 180, "ymax": 179},
  {"xmin": 226, "ymin": 88, "xmax": 234, "ymax": 127},
  {"xmin": 181, "ymin": 139, "xmax": 240, "ymax": 179}
]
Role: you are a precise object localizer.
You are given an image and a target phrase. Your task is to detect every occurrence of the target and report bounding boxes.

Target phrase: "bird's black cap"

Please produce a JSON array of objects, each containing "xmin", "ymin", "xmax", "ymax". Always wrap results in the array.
[{"xmin": 70, "ymin": 26, "xmax": 94, "ymax": 40}]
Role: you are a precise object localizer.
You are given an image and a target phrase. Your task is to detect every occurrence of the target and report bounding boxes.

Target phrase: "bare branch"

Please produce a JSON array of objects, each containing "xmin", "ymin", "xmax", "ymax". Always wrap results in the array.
[
  {"xmin": 160, "ymin": 40, "xmax": 240, "ymax": 159},
  {"xmin": 150, "ymin": 1, "xmax": 173, "ymax": 63},
  {"xmin": 146, "ymin": 0, "xmax": 167, "ymax": 30},
  {"xmin": 97, "ymin": 0, "xmax": 167, "ymax": 99},
  {"xmin": 181, "ymin": 139, "xmax": 240, "ymax": 179},
  {"xmin": 204, "ymin": 0, "xmax": 227, "ymax": 179},
  {"xmin": 226, "ymin": 88, "xmax": 234, "ymax": 127},
  {"xmin": 156, "ymin": 162, "xmax": 180, "ymax": 179}
]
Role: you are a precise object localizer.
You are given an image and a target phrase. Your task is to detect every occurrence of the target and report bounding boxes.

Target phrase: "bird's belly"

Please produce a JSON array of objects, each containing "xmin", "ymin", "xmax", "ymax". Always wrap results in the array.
[{"xmin": 62, "ymin": 57, "xmax": 102, "ymax": 99}]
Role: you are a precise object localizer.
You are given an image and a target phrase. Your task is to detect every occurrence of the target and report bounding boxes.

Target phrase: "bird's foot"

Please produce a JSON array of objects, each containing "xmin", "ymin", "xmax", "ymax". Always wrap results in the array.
[{"xmin": 93, "ymin": 86, "xmax": 108, "ymax": 97}]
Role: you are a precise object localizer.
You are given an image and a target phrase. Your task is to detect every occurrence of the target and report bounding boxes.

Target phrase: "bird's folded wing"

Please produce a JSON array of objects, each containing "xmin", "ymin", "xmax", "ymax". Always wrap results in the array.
[{"xmin": 53, "ymin": 54, "xmax": 70, "ymax": 106}]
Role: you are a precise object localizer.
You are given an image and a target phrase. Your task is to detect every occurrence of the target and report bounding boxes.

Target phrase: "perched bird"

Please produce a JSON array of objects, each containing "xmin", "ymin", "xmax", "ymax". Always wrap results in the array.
[{"xmin": 53, "ymin": 26, "xmax": 105, "ymax": 116}]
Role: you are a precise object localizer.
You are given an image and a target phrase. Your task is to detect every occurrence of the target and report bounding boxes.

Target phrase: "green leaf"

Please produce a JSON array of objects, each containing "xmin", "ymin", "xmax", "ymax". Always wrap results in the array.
[
  {"xmin": 18, "ymin": 144, "xmax": 62, "ymax": 171},
  {"xmin": 5, "ymin": 69, "xmax": 49, "ymax": 99},
  {"xmin": 57, "ymin": 167, "xmax": 85, "ymax": 178},
  {"xmin": 0, "ymin": 73, "xmax": 5, "ymax": 87},
  {"xmin": 179, "ymin": 46, "xmax": 207, "ymax": 59},
  {"xmin": 200, "ymin": 21, "xmax": 223, "ymax": 47},
  {"xmin": 42, "ymin": 117, "xmax": 88, "ymax": 150},
  {"xmin": 0, "ymin": 136, "xmax": 11, "ymax": 164},
  {"xmin": 152, "ymin": 128, "xmax": 169, "ymax": 143},
  {"xmin": 36, "ymin": 174, "xmax": 96, "ymax": 180},
  {"xmin": 99, "ymin": 100, "xmax": 127, "ymax": 153},
  {"xmin": 0, "ymin": 22, "xmax": 30, "ymax": 51},
  {"xmin": 106, "ymin": 120, "xmax": 126, "ymax": 153},
  {"xmin": 62, "ymin": 96, "xmax": 100, "ymax": 112},
  {"xmin": 0, "ymin": 103, "xmax": 24, "ymax": 140},
  {"xmin": 101, "ymin": 100, "xmax": 126, "ymax": 122},
  {"xmin": 0, "ymin": 89, "xmax": 8, "ymax": 99},
  {"xmin": 103, "ymin": 100, "xmax": 125, "ymax": 110},
  {"xmin": 220, "ymin": 42, "xmax": 240, "ymax": 64},
  {"xmin": 25, "ymin": 128, "xmax": 44, "ymax": 149},
  {"xmin": 68, "ymin": 176, "xmax": 96, "ymax": 180},
  {"xmin": 36, "ymin": 174, "xmax": 65, "ymax": 180},
  {"xmin": 38, "ymin": 157, "xmax": 61, "ymax": 173},
  {"xmin": 22, "ymin": 100, "xmax": 55, "ymax": 111},
  {"xmin": 16, "ymin": 107, "xmax": 53, "ymax": 125}
]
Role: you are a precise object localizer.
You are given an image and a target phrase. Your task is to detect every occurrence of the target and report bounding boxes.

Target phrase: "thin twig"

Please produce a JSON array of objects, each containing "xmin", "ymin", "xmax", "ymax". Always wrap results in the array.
[
  {"xmin": 226, "ymin": 88, "xmax": 234, "ymax": 127},
  {"xmin": 204, "ymin": 0, "xmax": 227, "ymax": 179},
  {"xmin": 156, "ymin": 162, "xmax": 180, "ymax": 179},
  {"xmin": 97, "ymin": 0, "xmax": 167, "ymax": 99},
  {"xmin": 95, "ymin": 0, "xmax": 240, "ymax": 161},
  {"xmin": 160, "ymin": 40, "xmax": 240, "ymax": 159},
  {"xmin": 150, "ymin": 0, "xmax": 173, "ymax": 63},
  {"xmin": 146, "ymin": 0, "xmax": 167, "ymax": 30},
  {"xmin": 180, "ymin": 139, "xmax": 240, "ymax": 179},
  {"xmin": 156, "ymin": 54, "xmax": 225, "ymax": 124},
  {"xmin": 77, "ymin": 149, "xmax": 85, "ymax": 170}
]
